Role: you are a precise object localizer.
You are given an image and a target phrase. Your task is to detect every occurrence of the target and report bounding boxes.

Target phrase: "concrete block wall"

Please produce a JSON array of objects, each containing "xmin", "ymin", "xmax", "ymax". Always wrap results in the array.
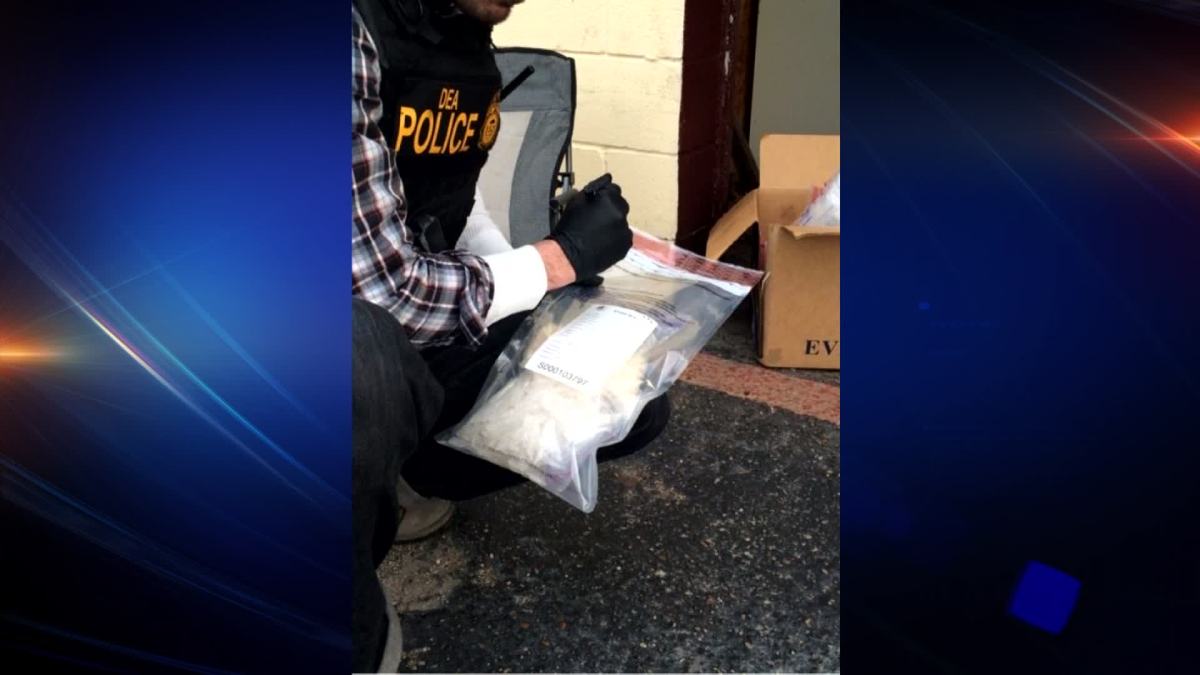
[{"xmin": 494, "ymin": 0, "xmax": 685, "ymax": 239}]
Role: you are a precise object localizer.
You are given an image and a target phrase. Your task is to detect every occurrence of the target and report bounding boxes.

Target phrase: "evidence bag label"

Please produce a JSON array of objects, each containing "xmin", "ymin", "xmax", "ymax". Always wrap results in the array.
[
  {"xmin": 524, "ymin": 305, "xmax": 656, "ymax": 392},
  {"xmin": 616, "ymin": 249, "xmax": 755, "ymax": 297}
]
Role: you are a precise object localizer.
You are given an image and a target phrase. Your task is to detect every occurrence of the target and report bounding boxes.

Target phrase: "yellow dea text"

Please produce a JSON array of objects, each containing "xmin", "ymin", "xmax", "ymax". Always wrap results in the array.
[{"xmin": 394, "ymin": 87, "xmax": 481, "ymax": 155}]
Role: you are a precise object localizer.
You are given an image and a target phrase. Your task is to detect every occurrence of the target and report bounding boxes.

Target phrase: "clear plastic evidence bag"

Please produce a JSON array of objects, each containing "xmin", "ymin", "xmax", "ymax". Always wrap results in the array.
[{"xmin": 437, "ymin": 231, "xmax": 763, "ymax": 512}]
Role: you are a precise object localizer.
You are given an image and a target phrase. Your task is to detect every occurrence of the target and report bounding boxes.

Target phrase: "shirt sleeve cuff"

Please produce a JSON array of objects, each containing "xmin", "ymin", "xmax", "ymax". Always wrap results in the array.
[{"xmin": 482, "ymin": 245, "xmax": 547, "ymax": 326}]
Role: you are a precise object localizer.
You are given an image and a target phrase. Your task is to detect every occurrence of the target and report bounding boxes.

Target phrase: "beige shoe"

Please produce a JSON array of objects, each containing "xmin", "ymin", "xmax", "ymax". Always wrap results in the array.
[
  {"xmin": 378, "ymin": 600, "xmax": 403, "ymax": 672},
  {"xmin": 395, "ymin": 476, "xmax": 455, "ymax": 542}
]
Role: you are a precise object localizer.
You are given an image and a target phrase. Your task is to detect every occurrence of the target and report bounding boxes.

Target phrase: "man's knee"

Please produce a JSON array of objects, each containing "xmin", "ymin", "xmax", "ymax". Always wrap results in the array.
[
  {"xmin": 352, "ymin": 298, "xmax": 443, "ymax": 434},
  {"xmin": 353, "ymin": 298, "xmax": 418, "ymax": 370}
]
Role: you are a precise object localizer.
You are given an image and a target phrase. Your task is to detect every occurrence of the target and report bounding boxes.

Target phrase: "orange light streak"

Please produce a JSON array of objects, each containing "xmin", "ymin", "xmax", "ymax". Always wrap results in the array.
[{"xmin": 0, "ymin": 347, "xmax": 62, "ymax": 361}]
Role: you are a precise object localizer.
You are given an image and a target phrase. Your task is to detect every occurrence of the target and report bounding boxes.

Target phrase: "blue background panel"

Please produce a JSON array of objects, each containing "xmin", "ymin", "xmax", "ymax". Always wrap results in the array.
[
  {"xmin": 842, "ymin": 1, "xmax": 1200, "ymax": 672},
  {"xmin": 1, "ymin": 2, "xmax": 350, "ymax": 672}
]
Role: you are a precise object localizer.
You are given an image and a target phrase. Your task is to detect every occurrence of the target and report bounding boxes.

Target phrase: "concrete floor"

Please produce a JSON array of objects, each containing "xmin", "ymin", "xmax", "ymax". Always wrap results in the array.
[{"xmin": 380, "ymin": 310, "xmax": 841, "ymax": 673}]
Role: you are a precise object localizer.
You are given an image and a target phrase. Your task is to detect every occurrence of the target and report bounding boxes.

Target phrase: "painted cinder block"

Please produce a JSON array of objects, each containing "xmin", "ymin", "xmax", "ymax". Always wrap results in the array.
[
  {"xmin": 494, "ymin": 0, "xmax": 684, "ymax": 60},
  {"xmin": 567, "ymin": 143, "xmax": 608, "ymax": 185},
  {"xmin": 570, "ymin": 53, "xmax": 682, "ymax": 155},
  {"xmin": 605, "ymin": 148, "xmax": 678, "ymax": 239}
]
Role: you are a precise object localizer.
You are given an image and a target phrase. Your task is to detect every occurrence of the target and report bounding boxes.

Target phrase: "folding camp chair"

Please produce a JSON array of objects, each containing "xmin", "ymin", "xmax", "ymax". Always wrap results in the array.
[{"xmin": 476, "ymin": 48, "xmax": 577, "ymax": 248}]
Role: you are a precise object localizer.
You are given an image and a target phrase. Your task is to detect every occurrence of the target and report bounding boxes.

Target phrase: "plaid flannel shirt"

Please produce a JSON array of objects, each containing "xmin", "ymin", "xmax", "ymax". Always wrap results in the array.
[{"xmin": 351, "ymin": 8, "xmax": 494, "ymax": 348}]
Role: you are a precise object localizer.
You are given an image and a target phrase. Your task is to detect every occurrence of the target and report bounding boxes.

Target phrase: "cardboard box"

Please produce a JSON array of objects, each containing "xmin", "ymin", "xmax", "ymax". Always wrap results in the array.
[{"xmin": 706, "ymin": 134, "xmax": 840, "ymax": 369}]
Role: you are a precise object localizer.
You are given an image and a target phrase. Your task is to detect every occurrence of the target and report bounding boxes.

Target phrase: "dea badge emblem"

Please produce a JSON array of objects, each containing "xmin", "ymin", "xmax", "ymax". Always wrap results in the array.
[{"xmin": 479, "ymin": 91, "xmax": 501, "ymax": 151}]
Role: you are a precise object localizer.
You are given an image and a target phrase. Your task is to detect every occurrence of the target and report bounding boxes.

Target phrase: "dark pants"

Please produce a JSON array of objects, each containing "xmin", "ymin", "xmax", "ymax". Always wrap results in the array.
[{"xmin": 351, "ymin": 299, "xmax": 669, "ymax": 671}]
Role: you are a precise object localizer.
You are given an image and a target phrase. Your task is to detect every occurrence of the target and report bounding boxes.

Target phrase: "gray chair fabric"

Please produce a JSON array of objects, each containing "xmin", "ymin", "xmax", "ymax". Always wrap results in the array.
[{"xmin": 477, "ymin": 49, "xmax": 575, "ymax": 248}]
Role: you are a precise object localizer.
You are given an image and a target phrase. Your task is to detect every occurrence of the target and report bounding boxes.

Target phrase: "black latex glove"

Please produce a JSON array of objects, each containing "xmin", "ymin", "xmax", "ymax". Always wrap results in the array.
[{"xmin": 548, "ymin": 173, "xmax": 632, "ymax": 283}]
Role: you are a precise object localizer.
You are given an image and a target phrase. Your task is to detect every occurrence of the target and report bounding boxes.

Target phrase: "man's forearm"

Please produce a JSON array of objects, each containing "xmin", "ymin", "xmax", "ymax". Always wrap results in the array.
[
  {"xmin": 479, "ymin": 240, "xmax": 576, "ymax": 327},
  {"xmin": 533, "ymin": 239, "xmax": 576, "ymax": 290}
]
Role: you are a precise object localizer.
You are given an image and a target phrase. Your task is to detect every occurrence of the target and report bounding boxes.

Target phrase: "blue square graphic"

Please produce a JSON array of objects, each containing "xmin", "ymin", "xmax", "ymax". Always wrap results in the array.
[{"xmin": 1009, "ymin": 561, "xmax": 1081, "ymax": 634}]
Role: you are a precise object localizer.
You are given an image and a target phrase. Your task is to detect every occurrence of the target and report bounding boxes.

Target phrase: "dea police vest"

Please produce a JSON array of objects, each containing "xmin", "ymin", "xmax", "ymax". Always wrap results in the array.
[{"xmin": 355, "ymin": 0, "xmax": 502, "ymax": 251}]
